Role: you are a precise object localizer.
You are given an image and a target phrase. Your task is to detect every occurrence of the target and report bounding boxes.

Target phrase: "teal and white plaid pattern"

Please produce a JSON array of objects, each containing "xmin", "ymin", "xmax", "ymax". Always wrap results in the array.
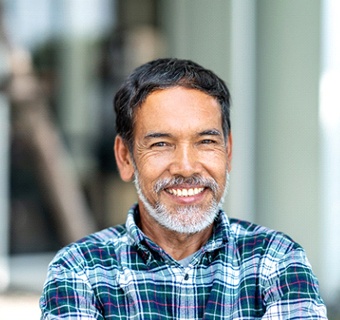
[{"xmin": 40, "ymin": 205, "xmax": 327, "ymax": 319}]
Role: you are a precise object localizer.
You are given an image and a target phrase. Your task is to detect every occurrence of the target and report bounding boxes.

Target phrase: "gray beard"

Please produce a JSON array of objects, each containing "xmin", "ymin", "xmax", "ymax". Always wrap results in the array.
[{"xmin": 133, "ymin": 171, "xmax": 230, "ymax": 234}]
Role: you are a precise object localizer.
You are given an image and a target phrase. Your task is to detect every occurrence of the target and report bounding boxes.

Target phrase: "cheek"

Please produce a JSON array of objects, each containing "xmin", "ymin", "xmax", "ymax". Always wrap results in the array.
[
  {"xmin": 202, "ymin": 158, "xmax": 229, "ymax": 189},
  {"xmin": 135, "ymin": 155, "xmax": 170, "ymax": 186},
  {"xmin": 202, "ymin": 152, "xmax": 228, "ymax": 171}
]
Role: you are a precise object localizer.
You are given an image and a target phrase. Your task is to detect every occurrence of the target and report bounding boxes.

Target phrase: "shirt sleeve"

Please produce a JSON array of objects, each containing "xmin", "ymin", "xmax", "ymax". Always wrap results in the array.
[
  {"xmin": 262, "ymin": 248, "xmax": 328, "ymax": 319},
  {"xmin": 40, "ymin": 260, "xmax": 103, "ymax": 319}
]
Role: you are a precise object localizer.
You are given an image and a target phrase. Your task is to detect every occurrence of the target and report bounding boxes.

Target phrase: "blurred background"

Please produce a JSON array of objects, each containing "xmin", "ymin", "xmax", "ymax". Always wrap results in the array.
[{"xmin": 0, "ymin": 0, "xmax": 339, "ymax": 318}]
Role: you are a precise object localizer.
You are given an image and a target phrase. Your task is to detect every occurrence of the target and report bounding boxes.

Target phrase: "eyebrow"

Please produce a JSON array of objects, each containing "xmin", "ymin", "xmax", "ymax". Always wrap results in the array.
[
  {"xmin": 198, "ymin": 129, "xmax": 222, "ymax": 136},
  {"xmin": 144, "ymin": 129, "xmax": 222, "ymax": 140},
  {"xmin": 143, "ymin": 132, "xmax": 172, "ymax": 140}
]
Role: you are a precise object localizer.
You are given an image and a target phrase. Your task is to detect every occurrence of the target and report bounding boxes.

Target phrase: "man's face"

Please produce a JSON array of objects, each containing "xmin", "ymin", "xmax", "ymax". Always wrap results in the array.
[{"xmin": 130, "ymin": 87, "xmax": 232, "ymax": 233}]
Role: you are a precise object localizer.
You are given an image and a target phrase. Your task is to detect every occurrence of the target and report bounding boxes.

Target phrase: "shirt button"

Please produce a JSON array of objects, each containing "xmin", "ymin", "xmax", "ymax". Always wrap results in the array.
[{"xmin": 184, "ymin": 274, "xmax": 189, "ymax": 280}]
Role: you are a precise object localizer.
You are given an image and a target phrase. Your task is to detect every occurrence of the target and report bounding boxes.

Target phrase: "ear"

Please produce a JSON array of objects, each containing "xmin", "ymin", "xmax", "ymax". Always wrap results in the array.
[
  {"xmin": 114, "ymin": 135, "xmax": 135, "ymax": 182},
  {"xmin": 226, "ymin": 132, "xmax": 233, "ymax": 172}
]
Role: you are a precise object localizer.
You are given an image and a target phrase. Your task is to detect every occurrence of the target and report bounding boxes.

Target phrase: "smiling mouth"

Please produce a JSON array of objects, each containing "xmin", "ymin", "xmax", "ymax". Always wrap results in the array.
[{"xmin": 165, "ymin": 187, "xmax": 205, "ymax": 197}]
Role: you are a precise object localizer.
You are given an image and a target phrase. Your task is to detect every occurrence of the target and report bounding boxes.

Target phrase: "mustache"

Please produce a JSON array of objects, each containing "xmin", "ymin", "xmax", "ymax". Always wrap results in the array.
[{"xmin": 153, "ymin": 174, "xmax": 219, "ymax": 195}]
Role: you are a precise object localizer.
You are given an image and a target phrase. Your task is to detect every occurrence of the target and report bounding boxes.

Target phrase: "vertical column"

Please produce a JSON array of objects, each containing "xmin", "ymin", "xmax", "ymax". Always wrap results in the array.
[
  {"xmin": 255, "ymin": 0, "xmax": 321, "ymax": 275},
  {"xmin": 0, "ymin": 13, "xmax": 10, "ymax": 288},
  {"xmin": 228, "ymin": 0, "xmax": 256, "ymax": 221},
  {"xmin": 320, "ymin": 0, "xmax": 340, "ymax": 303},
  {"xmin": 0, "ymin": 93, "xmax": 9, "ymax": 291}
]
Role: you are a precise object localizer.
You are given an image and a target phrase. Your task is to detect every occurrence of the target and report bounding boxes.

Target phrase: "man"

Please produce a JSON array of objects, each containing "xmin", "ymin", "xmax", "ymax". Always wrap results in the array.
[{"xmin": 40, "ymin": 58, "xmax": 327, "ymax": 319}]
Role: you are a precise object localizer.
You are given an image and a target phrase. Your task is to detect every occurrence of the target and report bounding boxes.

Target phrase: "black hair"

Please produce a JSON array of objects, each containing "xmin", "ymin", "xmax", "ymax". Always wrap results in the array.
[{"xmin": 114, "ymin": 58, "xmax": 231, "ymax": 150}]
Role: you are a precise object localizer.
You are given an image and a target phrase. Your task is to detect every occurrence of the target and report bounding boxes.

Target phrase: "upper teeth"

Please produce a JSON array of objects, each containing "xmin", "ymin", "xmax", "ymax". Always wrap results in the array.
[{"xmin": 167, "ymin": 187, "xmax": 204, "ymax": 197}]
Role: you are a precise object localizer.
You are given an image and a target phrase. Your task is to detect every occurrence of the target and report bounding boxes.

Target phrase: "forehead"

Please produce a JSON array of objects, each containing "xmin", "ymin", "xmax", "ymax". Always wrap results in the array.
[{"xmin": 134, "ymin": 87, "xmax": 223, "ymax": 133}]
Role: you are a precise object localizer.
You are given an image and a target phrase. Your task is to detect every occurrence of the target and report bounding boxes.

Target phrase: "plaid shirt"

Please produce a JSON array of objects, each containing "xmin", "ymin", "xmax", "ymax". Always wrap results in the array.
[{"xmin": 40, "ymin": 205, "xmax": 327, "ymax": 319}]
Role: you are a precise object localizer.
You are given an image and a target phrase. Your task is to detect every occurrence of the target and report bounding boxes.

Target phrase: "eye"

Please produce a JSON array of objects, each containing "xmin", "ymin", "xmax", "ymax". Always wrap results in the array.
[
  {"xmin": 150, "ymin": 141, "xmax": 169, "ymax": 148},
  {"xmin": 200, "ymin": 139, "xmax": 216, "ymax": 145}
]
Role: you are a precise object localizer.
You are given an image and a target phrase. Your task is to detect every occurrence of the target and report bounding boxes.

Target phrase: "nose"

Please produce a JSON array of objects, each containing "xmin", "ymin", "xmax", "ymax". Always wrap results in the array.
[{"xmin": 169, "ymin": 144, "xmax": 201, "ymax": 177}]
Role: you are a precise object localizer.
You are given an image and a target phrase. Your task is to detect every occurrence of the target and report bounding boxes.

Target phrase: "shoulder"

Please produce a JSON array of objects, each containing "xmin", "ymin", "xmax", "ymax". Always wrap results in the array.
[
  {"xmin": 226, "ymin": 218, "xmax": 321, "ymax": 297},
  {"xmin": 228, "ymin": 218, "xmax": 302, "ymax": 262},
  {"xmin": 50, "ymin": 224, "xmax": 129, "ymax": 271},
  {"xmin": 227, "ymin": 219, "xmax": 327, "ymax": 315}
]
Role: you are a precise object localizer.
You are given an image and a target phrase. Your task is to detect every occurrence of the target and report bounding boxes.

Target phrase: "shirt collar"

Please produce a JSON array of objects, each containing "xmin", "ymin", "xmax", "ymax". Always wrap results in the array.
[
  {"xmin": 125, "ymin": 204, "xmax": 231, "ymax": 255},
  {"xmin": 202, "ymin": 209, "xmax": 231, "ymax": 253}
]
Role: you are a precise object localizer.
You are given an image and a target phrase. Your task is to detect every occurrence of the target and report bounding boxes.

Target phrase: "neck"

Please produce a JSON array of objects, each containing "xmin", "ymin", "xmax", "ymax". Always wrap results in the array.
[{"xmin": 138, "ymin": 211, "xmax": 213, "ymax": 261}]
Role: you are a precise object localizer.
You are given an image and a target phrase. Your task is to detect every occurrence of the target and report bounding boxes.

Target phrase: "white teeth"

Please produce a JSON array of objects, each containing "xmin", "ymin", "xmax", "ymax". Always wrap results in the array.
[{"xmin": 167, "ymin": 187, "xmax": 204, "ymax": 197}]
